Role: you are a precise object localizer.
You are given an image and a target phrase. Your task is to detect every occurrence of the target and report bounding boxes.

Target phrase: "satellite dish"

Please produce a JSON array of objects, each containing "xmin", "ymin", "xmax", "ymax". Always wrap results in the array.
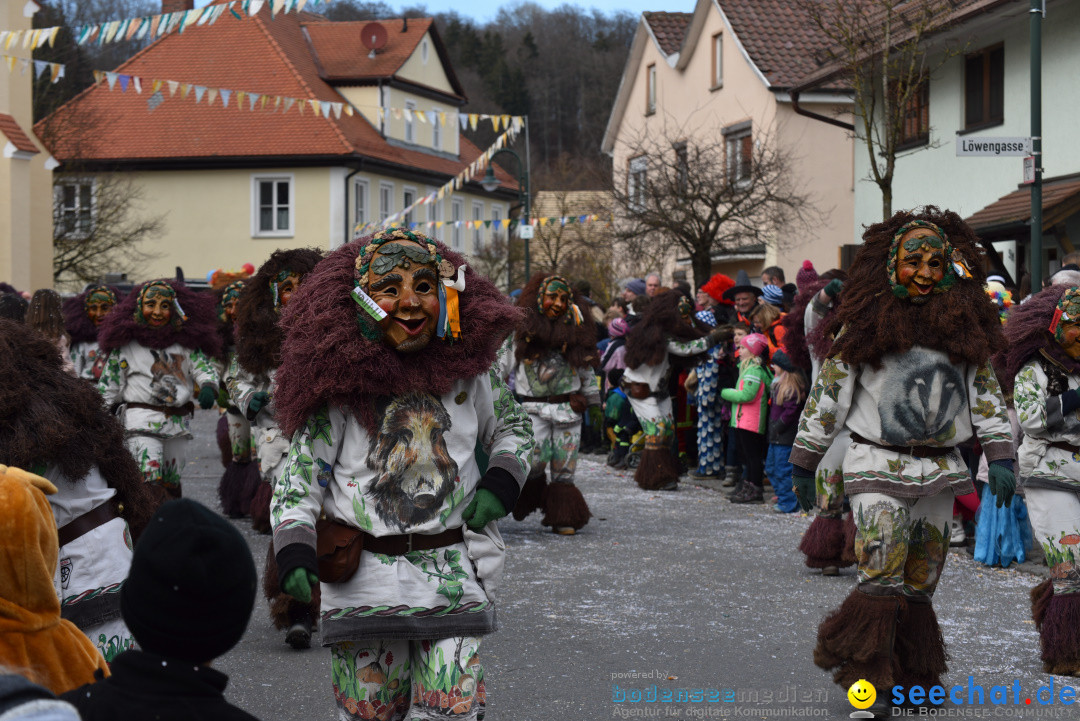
[{"xmin": 361, "ymin": 22, "xmax": 388, "ymax": 57}]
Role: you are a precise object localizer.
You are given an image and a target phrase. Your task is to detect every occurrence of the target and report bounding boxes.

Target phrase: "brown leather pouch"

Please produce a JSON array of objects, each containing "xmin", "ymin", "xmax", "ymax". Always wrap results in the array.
[
  {"xmin": 627, "ymin": 382, "xmax": 651, "ymax": 400},
  {"xmin": 315, "ymin": 518, "xmax": 364, "ymax": 584},
  {"xmin": 568, "ymin": 393, "xmax": 587, "ymax": 413}
]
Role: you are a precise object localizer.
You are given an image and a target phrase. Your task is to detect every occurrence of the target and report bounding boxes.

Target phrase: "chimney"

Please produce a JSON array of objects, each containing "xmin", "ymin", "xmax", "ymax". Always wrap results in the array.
[
  {"xmin": 162, "ymin": 0, "xmax": 195, "ymax": 12},
  {"xmin": 402, "ymin": 17, "xmax": 408, "ymax": 32}
]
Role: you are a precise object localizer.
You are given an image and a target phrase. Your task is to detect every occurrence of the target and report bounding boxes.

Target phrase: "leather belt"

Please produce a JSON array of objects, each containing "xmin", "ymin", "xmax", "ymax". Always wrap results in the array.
[
  {"xmin": 1049, "ymin": 440, "xmax": 1080, "ymax": 454},
  {"xmin": 57, "ymin": 503, "xmax": 120, "ymax": 547},
  {"xmin": 363, "ymin": 527, "xmax": 464, "ymax": 556},
  {"xmin": 518, "ymin": 393, "xmax": 571, "ymax": 404},
  {"xmin": 127, "ymin": 401, "xmax": 195, "ymax": 417},
  {"xmin": 850, "ymin": 433, "xmax": 952, "ymax": 458}
]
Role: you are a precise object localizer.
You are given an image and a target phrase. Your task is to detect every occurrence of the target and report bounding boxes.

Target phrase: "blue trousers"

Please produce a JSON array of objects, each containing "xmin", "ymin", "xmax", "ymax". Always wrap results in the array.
[{"xmin": 765, "ymin": 443, "xmax": 797, "ymax": 512}]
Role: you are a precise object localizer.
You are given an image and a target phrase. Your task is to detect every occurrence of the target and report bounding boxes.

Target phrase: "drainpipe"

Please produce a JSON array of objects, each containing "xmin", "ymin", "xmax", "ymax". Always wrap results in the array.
[
  {"xmin": 344, "ymin": 160, "xmax": 363, "ymax": 246},
  {"xmin": 791, "ymin": 89, "xmax": 854, "ymax": 131}
]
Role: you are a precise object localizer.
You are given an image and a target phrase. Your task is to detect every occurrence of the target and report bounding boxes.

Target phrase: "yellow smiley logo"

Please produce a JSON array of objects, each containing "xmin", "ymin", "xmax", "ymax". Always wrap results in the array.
[{"xmin": 847, "ymin": 679, "xmax": 876, "ymax": 709}]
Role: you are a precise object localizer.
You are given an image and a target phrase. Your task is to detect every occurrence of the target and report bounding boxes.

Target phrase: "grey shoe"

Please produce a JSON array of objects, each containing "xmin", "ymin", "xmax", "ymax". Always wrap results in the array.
[{"xmin": 721, "ymin": 466, "xmax": 739, "ymax": 487}]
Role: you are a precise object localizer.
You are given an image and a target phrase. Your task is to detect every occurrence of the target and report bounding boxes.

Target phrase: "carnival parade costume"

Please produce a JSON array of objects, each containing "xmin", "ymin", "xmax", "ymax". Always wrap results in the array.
[
  {"xmin": 63, "ymin": 285, "xmax": 120, "ymax": 382},
  {"xmin": 227, "ymin": 248, "xmax": 324, "ymax": 650},
  {"xmin": 790, "ymin": 209, "xmax": 1015, "ymax": 706},
  {"xmin": 97, "ymin": 279, "xmax": 222, "ymax": 499},
  {"xmin": 997, "ymin": 285, "xmax": 1080, "ymax": 675},
  {"xmin": 623, "ymin": 292, "xmax": 724, "ymax": 491},
  {"xmin": 270, "ymin": 230, "xmax": 532, "ymax": 720},
  {"xmin": 500, "ymin": 274, "xmax": 599, "ymax": 534},
  {"xmin": 0, "ymin": 319, "xmax": 158, "ymax": 665}
]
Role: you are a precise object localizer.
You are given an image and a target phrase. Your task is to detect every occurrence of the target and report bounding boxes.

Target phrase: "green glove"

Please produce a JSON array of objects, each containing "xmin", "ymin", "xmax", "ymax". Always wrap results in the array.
[
  {"xmin": 282, "ymin": 567, "xmax": 319, "ymax": 604},
  {"xmin": 988, "ymin": 460, "xmax": 1015, "ymax": 509},
  {"xmin": 217, "ymin": 387, "xmax": 231, "ymax": 408},
  {"xmin": 197, "ymin": 385, "xmax": 217, "ymax": 410},
  {"xmin": 824, "ymin": 278, "xmax": 844, "ymax": 298},
  {"xmin": 248, "ymin": 391, "xmax": 270, "ymax": 418},
  {"xmin": 461, "ymin": 488, "xmax": 507, "ymax": 531},
  {"xmin": 792, "ymin": 466, "xmax": 816, "ymax": 512}
]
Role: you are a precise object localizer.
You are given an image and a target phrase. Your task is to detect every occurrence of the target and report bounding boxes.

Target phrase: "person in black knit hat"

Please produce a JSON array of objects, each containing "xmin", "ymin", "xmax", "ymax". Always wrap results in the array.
[{"xmin": 63, "ymin": 499, "xmax": 261, "ymax": 721}]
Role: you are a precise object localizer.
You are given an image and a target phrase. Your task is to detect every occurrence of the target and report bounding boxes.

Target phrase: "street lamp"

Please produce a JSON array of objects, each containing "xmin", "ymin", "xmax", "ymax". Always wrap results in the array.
[{"xmin": 481, "ymin": 148, "xmax": 530, "ymax": 286}]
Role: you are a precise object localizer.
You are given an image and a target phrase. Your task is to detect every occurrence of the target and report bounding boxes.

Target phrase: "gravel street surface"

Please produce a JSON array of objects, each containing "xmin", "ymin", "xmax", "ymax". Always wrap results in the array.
[{"xmin": 177, "ymin": 410, "xmax": 1066, "ymax": 720}]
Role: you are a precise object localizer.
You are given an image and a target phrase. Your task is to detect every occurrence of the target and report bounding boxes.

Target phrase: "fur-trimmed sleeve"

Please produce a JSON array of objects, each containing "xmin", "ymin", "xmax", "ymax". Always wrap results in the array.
[
  {"xmin": 478, "ymin": 368, "xmax": 533, "ymax": 489},
  {"xmin": 189, "ymin": 349, "xmax": 219, "ymax": 391},
  {"xmin": 967, "ymin": 363, "xmax": 1014, "ymax": 462},
  {"xmin": 226, "ymin": 353, "xmax": 265, "ymax": 418},
  {"xmin": 790, "ymin": 357, "xmax": 857, "ymax": 472}
]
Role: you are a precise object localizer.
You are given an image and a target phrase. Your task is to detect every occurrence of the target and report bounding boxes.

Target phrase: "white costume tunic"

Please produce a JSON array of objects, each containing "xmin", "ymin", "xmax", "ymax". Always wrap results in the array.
[
  {"xmin": 803, "ymin": 293, "xmax": 850, "ymax": 513},
  {"xmin": 43, "ymin": 464, "xmax": 135, "ymax": 663},
  {"xmin": 622, "ymin": 337, "xmax": 711, "ymax": 437},
  {"xmin": 272, "ymin": 370, "xmax": 533, "ymax": 645},
  {"xmin": 98, "ymin": 342, "xmax": 219, "ymax": 488},
  {"xmin": 227, "ymin": 358, "xmax": 286, "ymax": 481}
]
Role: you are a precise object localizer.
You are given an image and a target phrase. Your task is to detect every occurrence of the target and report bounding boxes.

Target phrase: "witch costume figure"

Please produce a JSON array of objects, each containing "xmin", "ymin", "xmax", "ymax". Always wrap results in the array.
[
  {"xmin": 997, "ymin": 285, "xmax": 1080, "ymax": 675},
  {"xmin": 97, "ymin": 279, "xmax": 222, "ymax": 500},
  {"xmin": 227, "ymin": 248, "xmax": 323, "ymax": 651},
  {"xmin": 622, "ymin": 291, "xmax": 725, "ymax": 491},
  {"xmin": 790, "ymin": 208, "xmax": 1014, "ymax": 715},
  {"xmin": 63, "ymin": 284, "xmax": 120, "ymax": 381},
  {"xmin": 500, "ymin": 274, "xmax": 599, "ymax": 535},
  {"xmin": 782, "ymin": 261, "xmax": 855, "ymax": 576},
  {"xmin": 270, "ymin": 229, "xmax": 532, "ymax": 721},
  {"xmin": 0, "ymin": 318, "xmax": 158, "ymax": 663}
]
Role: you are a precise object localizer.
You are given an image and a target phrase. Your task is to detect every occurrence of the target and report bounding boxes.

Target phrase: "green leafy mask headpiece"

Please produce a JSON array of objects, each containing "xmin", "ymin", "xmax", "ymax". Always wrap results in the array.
[
  {"xmin": 886, "ymin": 219, "xmax": 972, "ymax": 302},
  {"xmin": 134, "ymin": 280, "xmax": 184, "ymax": 328},
  {"xmin": 84, "ymin": 285, "xmax": 117, "ymax": 314},
  {"xmin": 217, "ymin": 280, "xmax": 245, "ymax": 322},
  {"xmin": 1050, "ymin": 287, "xmax": 1080, "ymax": 344}
]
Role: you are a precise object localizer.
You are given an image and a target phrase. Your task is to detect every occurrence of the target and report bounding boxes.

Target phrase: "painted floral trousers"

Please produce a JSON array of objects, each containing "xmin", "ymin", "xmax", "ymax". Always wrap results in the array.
[
  {"xmin": 331, "ymin": 636, "xmax": 485, "ymax": 721},
  {"xmin": 1025, "ymin": 487, "xmax": 1080, "ymax": 595}
]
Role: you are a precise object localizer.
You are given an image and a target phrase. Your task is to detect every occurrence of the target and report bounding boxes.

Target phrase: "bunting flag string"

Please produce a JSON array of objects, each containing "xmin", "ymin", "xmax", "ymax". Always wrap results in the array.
[
  {"xmin": 0, "ymin": 0, "xmax": 330, "ymax": 51},
  {"xmin": 367, "ymin": 213, "xmax": 614, "ymax": 236}
]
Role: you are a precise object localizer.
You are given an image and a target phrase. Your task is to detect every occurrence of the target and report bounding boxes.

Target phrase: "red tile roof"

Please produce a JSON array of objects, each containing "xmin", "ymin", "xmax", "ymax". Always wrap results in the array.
[
  {"xmin": 967, "ymin": 174, "xmax": 1080, "ymax": 232},
  {"xmin": 0, "ymin": 114, "xmax": 39, "ymax": 154},
  {"xmin": 35, "ymin": 8, "xmax": 513, "ymax": 189},
  {"xmin": 643, "ymin": 12, "xmax": 692, "ymax": 56},
  {"xmin": 720, "ymin": 0, "xmax": 843, "ymax": 89}
]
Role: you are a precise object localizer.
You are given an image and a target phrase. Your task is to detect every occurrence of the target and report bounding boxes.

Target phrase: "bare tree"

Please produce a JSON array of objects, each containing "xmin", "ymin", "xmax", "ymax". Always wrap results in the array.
[
  {"xmin": 469, "ymin": 232, "xmax": 525, "ymax": 294},
  {"xmin": 610, "ymin": 122, "xmax": 817, "ymax": 290},
  {"xmin": 801, "ymin": 0, "xmax": 962, "ymax": 220}
]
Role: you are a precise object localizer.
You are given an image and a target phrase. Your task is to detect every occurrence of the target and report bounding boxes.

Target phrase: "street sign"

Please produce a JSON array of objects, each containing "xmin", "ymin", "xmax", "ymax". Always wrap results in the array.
[
  {"xmin": 956, "ymin": 136, "xmax": 1033, "ymax": 157},
  {"xmin": 1023, "ymin": 156, "xmax": 1036, "ymax": 184},
  {"xmin": 517, "ymin": 223, "xmax": 534, "ymax": 239}
]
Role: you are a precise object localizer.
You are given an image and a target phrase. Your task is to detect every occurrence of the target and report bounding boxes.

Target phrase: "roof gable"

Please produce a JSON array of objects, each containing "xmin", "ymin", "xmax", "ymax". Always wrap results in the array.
[
  {"xmin": 0, "ymin": 114, "xmax": 39, "ymax": 155},
  {"xmin": 643, "ymin": 12, "xmax": 692, "ymax": 57}
]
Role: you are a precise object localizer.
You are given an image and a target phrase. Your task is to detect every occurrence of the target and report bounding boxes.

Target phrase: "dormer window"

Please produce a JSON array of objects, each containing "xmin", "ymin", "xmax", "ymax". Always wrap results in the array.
[
  {"xmin": 405, "ymin": 99, "xmax": 417, "ymax": 143},
  {"xmin": 422, "ymin": 39, "xmax": 429, "ymax": 64}
]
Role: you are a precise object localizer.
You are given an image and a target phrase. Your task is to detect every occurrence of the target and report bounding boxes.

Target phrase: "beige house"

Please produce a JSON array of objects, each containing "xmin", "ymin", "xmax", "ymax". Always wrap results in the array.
[
  {"xmin": 0, "ymin": 0, "xmax": 53, "ymax": 291},
  {"xmin": 39, "ymin": 5, "xmax": 517, "ymax": 285},
  {"xmin": 602, "ymin": 0, "xmax": 855, "ymax": 286}
]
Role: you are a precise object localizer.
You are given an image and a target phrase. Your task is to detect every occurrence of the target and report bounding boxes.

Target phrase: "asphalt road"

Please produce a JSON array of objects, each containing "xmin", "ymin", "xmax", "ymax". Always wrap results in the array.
[{"xmin": 176, "ymin": 410, "xmax": 1068, "ymax": 720}]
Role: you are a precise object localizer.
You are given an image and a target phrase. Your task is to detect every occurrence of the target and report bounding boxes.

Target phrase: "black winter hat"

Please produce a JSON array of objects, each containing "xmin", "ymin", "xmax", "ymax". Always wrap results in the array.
[{"xmin": 120, "ymin": 499, "xmax": 257, "ymax": 663}]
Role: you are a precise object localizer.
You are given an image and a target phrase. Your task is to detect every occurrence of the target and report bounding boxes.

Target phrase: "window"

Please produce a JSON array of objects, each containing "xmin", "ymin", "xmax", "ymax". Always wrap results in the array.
[
  {"xmin": 646, "ymin": 64, "xmax": 656, "ymax": 115},
  {"xmin": 711, "ymin": 33, "xmax": 723, "ymax": 89},
  {"xmin": 491, "ymin": 206, "xmax": 502, "ymax": 244},
  {"xmin": 451, "ymin": 199, "xmax": 464, "ymax": 249},
  {"xmin": 472, "ymin": 202, "xmax": 484, "ymax": 251},
  {"xmin": 628, "ymin": 155, "xmax": 647, "ymax": 212},
  {"xmin": 353, "ymin": 179, "xmax": 369, "ymax": 227},
  {"xmin": 431, "ymin": 106, "xmax": 442, "ymax": 151},
  {"xmin": 896, "ymin": 75, "xmax": 930, "ymax": 148},
  {"xmin": 252, "ymin": 175, "xmax": 293, "ymax": 236},
  {"xmin": 380, "ymin": 182, "xmax": 393, "ymax": 222},
  {"xmin": 403, "ymin": 187, "xmax": 416, "ymax": 226},
  {"xmin": 56, "ymin": 181, "xmax": 94, "ymax": 237},
  {"xmin": 427, "ymin": 188, "xmax": 440, "ymax": 237},
  {"xmin": 674, "ymin": 142, "xmax": 689, "ymax": 195},
  {"xmin": 964, "ymin": 45, "xmax": 1004, "ymax": 130},
  {"xmin": 421, "ymin": 39, "xmax": 429, "ymax": 64},
  {"xmin": 405, "ymin": 99, "xmax": 417, "ymax": 143},
  {"xmin": 723, "ymin": 122, "xmax": 752, "ymax": 186}
]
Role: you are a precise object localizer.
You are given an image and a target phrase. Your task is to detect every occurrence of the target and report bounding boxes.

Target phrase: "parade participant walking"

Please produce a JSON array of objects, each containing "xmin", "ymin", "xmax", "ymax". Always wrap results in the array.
[
  {"xmin": 97, "ymin": 279, "xmax": 222, "ymax": 500},
  {"xmin": 791, "ymin": 208, "xmax": 1014, "ymax": 713},
  {"xmin": 228, "ymin": 248, "xmax": 323, "ymax": 650},
  {"xmin": 502, "ymin": 274, "xmax": 599, "ymax": 535},
  {"xmin": 0, "ymin": 318, "xmax": 158, "ymax": 664},
  {"xmin": 63, "ymin": 285, "xmax": 120, "ymax": 381},
  {"xmin": 270, "ymin": 229, "xmax": 532, "ymax": 720},
  {"xmin": 996, "ymin": 285, "xmax": 1080, "ymax": 675},
  {"xmin": 623, "ymin": 292, "xmax": 725, "ymax": 491},
  {"xmin": 722, "ymin": 333, "xmax": 772, "ymax": 504}
]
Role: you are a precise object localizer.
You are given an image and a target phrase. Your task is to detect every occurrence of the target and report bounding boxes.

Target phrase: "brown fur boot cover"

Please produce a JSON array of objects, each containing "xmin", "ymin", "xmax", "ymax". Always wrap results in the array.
[
  {"xmin": 250, "ymin": 481, "xmax": 273, "ymax": 534},
  {"xmin": 798, "ymin": 515, "xmax": 847, "ymax": 569},
  {"xmin": 1031, "ymin": 578, "xmax": 1053, "ymax": 630},
  {"xmin": 216, "ymin": 414, "xmax": 231, "ymax": 467},
  {"xmin": 634, "ymin": 447, "xmax": 680, "ymax": 490},
  {"xmin": 894, "ymin": 598, "xmax": 948, "ymax": 688},
  {"xmin": 264, "ymin": 543, "xmax": 320, "ymax": 631},
  {"xmin": 840, "ymin": 511, "xmax": 858, "ymax": 566},
  {"xmin": 814, "ymin": 590, "xmax": 905, "ymax": 690},
  {"xmin": 512, "ymin": 471, "xmax": 546, "ymax": 521},
  {"xmin": 540, "ymin": 481, "xmax": 592, "ymax": 530},
  {"xmin": 1039, "ymin": 590, "xmax": 1080, "ymax": 675},
  {"xmin": 218, "ymin": 461, "xmax": 260, "ymax": 518}
]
